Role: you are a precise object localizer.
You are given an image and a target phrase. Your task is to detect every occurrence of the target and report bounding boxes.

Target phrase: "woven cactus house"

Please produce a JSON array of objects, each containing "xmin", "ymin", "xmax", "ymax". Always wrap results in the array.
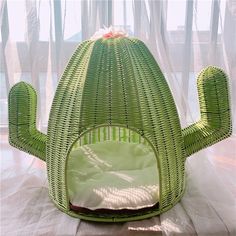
[{"xmin": 8, "ymin": 31, "xmax": 232, "ymax": 222}]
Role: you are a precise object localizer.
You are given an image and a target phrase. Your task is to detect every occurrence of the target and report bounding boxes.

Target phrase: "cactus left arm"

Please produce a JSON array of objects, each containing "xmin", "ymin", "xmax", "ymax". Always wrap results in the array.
[
  {"xmin": 8, "ymin": 82, "xmax": 47, "ymax": 161},
  {"xmin": 182, "ymin": 66, "xmax": 232, "ymax": 158}
]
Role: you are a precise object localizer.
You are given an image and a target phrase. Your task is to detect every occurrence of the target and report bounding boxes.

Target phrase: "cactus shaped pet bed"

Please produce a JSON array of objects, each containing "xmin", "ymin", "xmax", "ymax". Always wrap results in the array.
[{"xmin": 8, "ymin": 29, "xmax": 232, "ymax": 222}]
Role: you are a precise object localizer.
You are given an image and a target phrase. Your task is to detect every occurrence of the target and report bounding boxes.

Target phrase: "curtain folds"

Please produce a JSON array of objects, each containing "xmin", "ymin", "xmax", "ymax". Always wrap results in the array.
[
  {"xmin": 0, "ymin": 1, "xmax": 236, "ymax": 235},
  {"xmin": 0, "ymin": 0, "xmax": 235, "ymax": 131}
]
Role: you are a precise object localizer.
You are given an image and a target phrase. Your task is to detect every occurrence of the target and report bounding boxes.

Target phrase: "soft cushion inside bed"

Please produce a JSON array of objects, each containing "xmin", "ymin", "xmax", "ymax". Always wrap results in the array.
[{"xmin": 67, "ymin": 141, "xmax": 159, "ymax": 210}]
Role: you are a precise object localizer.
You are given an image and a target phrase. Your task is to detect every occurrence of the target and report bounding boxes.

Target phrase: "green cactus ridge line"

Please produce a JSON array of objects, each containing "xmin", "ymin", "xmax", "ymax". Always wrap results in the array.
[{"xmin": 8, "ymin": 37, "xmax": 232, "ymax": 222}]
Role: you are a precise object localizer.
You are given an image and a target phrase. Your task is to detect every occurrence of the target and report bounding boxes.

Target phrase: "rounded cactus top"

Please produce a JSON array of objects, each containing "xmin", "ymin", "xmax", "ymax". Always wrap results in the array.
[{"xmin": 48, "ymin": 30, "xmax": 181, "ymax": 138}]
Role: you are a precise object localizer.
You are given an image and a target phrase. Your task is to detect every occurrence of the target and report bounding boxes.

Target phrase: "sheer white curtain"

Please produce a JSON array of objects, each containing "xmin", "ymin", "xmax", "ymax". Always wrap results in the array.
[
  {"xmin": 0, "ymin": 0, "xmax": 114, "ymax": 130},
  {"xmin": 0, "ymin": 0, "xmax": 236, "ymax": 235},
  {"xmin": 0, "ymin": 0, "xmax": 235, "ymax": 131}
]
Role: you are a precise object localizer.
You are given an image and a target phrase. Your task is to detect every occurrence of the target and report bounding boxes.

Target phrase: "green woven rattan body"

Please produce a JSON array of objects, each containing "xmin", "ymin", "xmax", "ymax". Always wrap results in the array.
[{"xmin": 8, "ymin": 37, "xmax": 232, "ymax": 222}]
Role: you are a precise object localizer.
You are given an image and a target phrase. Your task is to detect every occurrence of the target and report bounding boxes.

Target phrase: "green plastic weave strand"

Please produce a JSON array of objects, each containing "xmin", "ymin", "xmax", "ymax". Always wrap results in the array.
[{"xmin": 8, "ymin": 37, "xmax": 232, "ymax": 222}]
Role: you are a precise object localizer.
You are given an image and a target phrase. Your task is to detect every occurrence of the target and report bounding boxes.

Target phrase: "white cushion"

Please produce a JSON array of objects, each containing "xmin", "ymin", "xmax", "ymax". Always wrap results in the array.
[{"xmin": 67, "ymin": 141, "xmax": 159, "ymax": 210}]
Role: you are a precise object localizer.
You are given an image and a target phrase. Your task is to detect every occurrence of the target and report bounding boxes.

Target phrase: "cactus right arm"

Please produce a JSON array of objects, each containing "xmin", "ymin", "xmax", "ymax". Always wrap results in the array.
[
  {"xmin": 182, "ymin": 66, "xmax": 232, "ymax": 158},
  {"xmin": 8, "ymin": 82, "xmax": 47, "ymax": 161}
]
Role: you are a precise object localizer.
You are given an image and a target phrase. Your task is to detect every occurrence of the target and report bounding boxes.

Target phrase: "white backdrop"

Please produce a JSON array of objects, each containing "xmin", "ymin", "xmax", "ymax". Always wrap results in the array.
[
  {"xmin": 0, "ymin": 0, "xmax": 235, "ymax": 130},
  {"xmin": 1, "ymin": 0, "xmax": 236, "ymax": 235}
]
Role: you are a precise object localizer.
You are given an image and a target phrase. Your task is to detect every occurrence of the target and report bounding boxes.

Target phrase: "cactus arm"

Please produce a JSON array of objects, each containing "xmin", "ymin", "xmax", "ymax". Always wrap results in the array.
[
  {"xmin": 8, "ymin": 82, "xmax": 47, "ymax": 161},
  {"xmin": 182, "ymin": 66, "xmax": 232, "ymax": 158}
]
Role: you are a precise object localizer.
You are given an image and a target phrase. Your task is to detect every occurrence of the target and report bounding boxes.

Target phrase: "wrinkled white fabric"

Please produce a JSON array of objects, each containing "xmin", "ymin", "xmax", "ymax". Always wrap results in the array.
[
  {"xmin": 1, "ymin": 0, "xmax": 236, "ymax": 235},
  {"xmin": 0, "ymin": 138, "xmax": 79, "ymax": 236},
  {"xmin": 1, "ymin": 136, "xmax": 236, "ymax": 236},
  {"xmin": 181, "ymin": 147, "xmax": 236, "ymax": 236}
]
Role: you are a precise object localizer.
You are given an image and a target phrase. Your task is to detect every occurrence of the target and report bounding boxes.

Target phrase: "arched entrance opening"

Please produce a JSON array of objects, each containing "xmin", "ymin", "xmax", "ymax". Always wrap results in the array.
[{"xmin": 66, "ymin": 125, "xmax": 160, "ymax": 219}]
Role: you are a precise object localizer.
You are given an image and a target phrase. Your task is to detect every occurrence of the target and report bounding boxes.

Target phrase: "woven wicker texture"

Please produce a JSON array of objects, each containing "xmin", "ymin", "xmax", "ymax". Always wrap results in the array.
[
  {"xmin": 8, "ymin": 82, "xmax": 47, "ymax": 161},
  {"xmin": 8, "ymin": 37, "xmax": 232, "ymax": 222}
]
